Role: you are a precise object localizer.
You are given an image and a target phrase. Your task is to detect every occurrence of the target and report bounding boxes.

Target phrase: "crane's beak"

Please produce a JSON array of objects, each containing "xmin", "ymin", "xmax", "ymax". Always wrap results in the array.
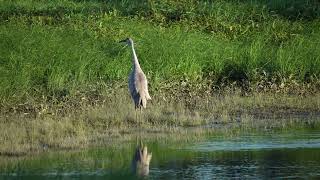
[{"xmin": 119, "ymin": 39, "xmax": 126, "ymax": 43}]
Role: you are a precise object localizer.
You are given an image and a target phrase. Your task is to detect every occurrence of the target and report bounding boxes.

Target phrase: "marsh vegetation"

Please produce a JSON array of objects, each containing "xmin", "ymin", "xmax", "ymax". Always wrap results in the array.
[
  {"xmin": 0, "ymin": 0, "xmax": 320, "ymax": 155},
  {"xmin": 1, "ymin": 91, "xmax": 319, "ymax": 155}
]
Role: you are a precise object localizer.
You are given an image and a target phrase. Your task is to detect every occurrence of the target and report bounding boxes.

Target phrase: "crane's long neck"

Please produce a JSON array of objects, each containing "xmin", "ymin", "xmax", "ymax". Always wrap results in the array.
[{"xmin": 131, "ymin": 43, "xmax": 141, "ymax": 70}]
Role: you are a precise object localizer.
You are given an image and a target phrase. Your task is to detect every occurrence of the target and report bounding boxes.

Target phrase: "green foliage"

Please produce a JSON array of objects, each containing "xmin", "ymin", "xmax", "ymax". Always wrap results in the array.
[{"xmin": 0, "ymin": 0, "xmax": 320, "ymax": 105}]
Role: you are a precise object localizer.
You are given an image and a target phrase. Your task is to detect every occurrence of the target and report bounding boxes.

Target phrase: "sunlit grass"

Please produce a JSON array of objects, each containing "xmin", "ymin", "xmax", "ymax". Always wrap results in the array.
[
  {"xmin": 1, "ymin": 91, "xmax": 319, "ymax": 155},
  {"xmin": 0, "ymin": 0, "xmax": 320, "ymax": 155},
  {"xmin": 0, "ymin": 0, "xmax": 320, "ymax": 106}
]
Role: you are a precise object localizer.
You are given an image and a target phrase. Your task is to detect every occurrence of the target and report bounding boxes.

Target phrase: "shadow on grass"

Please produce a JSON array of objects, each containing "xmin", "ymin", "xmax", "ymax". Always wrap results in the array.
[
  {"xmin": 262, "ymin": 0, "xmax": 320, "ymax": 21},
  {"xmin": 70, "ymin": 0, "xmax": 320, "ymax": 21},
  {"xmin": 1, "ymin": 0, "xmax": 319, "ymax": 22}
]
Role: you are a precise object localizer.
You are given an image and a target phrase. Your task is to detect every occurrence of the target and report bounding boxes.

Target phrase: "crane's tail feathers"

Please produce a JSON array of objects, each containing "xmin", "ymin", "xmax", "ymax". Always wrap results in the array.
[
  {"xmin": 141, "ymin": 98, "xmax": 147, "ymax": 109},
  {"xmin": 146, "ymin": 92, "xmax": 151, "ymax": 100}
]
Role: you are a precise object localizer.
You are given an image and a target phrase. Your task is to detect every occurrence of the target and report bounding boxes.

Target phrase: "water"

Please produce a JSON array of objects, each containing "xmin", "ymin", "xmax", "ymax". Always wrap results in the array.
[{"xmin": 1, "ymin": 129, "xmax": 320, "ymax": 179}]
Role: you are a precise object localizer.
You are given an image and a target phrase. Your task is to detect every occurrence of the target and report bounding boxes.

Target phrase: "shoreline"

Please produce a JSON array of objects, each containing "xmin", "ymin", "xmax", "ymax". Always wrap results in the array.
[{"xmin": 1, "ymin": 92, "xmax": 320, "ymax": 157}]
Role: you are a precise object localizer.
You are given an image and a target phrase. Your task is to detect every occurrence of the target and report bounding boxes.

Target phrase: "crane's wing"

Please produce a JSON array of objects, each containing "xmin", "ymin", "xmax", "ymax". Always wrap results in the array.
[
  {"xmin": 129, "ymin": 70, "xmax": 151, "ymax": 108},
  {"xmin": 129, "ymin": 71, "xmax": 139, "ymax": 101},
  {"xmin": 136, "ymin": 72, "xmax": 151, "ymax": 100}
]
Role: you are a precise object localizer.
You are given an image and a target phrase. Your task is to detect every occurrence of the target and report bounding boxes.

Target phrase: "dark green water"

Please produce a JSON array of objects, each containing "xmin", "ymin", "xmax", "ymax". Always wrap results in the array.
[{"xmin": 1, "ymin": 129, "xmax": 320, "ymax": 179}]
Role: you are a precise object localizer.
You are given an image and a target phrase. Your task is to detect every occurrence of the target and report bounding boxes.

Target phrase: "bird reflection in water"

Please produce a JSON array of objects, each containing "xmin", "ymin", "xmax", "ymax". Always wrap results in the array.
[{"xmin": 131, "ymin": 142, "xmax": 152, "ymax": 177}]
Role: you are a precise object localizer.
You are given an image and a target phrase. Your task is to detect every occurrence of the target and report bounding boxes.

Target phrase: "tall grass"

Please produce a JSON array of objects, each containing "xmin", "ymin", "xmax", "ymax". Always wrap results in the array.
[
  {"xmin": 1, "ymin": 91, "xmax": 319, "ymax": 155},
  {"xmin": 0, "ymin": 0, "xmax": 320, "ymax": 106}
]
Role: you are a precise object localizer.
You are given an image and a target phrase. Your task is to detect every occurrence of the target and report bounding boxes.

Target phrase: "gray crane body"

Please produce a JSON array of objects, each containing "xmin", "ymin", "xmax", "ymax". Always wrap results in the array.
[{"xmin": 121, "ymin": 38, "xmax": 151, "ymax": 109}]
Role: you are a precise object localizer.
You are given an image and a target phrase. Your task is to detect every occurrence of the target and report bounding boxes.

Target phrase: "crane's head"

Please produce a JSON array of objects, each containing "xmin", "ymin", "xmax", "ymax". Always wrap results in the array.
[{"xmin": 119, "ymin": 37, "xmax": 133, "ymax": 46}]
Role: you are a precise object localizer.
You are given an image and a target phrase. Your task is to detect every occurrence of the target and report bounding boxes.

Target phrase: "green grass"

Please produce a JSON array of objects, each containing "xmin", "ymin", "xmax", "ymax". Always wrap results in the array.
[
  {"xmin": 1, "ymin": 0, "xmax": 320, "ymax": 155},
  {"xmin": 0, "ymin": 0, "xmax": 320, "ymax": 106}
]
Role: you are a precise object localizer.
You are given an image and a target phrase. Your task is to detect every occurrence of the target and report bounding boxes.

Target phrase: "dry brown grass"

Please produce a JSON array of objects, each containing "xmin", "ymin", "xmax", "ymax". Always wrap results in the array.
[{"xmin": 1, "ymin": 88, "xmax": 320, "ymax": 156}]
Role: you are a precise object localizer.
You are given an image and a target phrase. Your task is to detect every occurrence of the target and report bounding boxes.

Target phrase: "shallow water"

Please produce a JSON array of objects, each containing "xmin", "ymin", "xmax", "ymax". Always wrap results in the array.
[{"xmin": 1, "ymin": 129, "xmax": 320, "ymax": 179}]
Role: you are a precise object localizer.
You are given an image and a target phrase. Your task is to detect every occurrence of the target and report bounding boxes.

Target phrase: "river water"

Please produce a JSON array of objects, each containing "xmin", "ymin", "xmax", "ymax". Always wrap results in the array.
[{"xmin": 1, "ymin": 128, "xmax": 320, "ymax": 179}]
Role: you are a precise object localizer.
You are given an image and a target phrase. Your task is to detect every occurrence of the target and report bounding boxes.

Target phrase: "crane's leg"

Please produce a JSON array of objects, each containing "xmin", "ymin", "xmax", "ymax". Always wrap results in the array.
[
  {"xmin": 135, "ymin": 108, "xmax": 138, "ymax": 124},
  {"xmin": 139, "ymin": 107, "xmax": 142, "ymax": 123}
]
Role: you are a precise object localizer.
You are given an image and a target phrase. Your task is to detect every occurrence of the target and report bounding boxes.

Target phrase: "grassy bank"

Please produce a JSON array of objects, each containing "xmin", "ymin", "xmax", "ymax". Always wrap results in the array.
[
  {"xmin": 1, "ymin": 91, "xmax": 320, "ymax": 156},
  {"xmin": 0, "ymin": 0, "xmax": 320, "ymax": 107},
  {"xmin": 1, "ymin": 0, "xmax": 320, "ymax": 155}
]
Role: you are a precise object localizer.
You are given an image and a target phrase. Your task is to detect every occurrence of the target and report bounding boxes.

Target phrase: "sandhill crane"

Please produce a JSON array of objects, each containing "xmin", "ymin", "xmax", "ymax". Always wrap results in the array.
[{"xmin": 119, "ymin": 38, "xmax": 151, "ymax": 114}]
